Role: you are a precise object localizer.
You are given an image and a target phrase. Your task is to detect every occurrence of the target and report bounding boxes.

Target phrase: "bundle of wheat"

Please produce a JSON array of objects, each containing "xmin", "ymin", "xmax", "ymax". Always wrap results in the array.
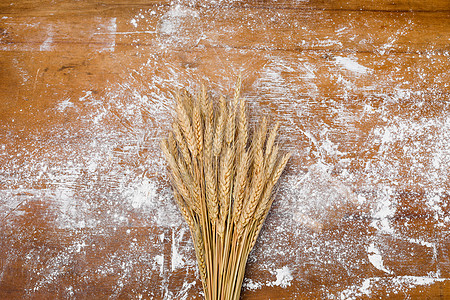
[{"xmin": 161, "ymin": 80, "xmax": 290, "ymax": 300}]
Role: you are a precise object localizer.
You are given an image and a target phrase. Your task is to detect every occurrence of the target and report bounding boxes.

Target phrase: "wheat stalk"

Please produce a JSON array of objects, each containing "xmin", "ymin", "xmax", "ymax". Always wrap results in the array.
[{"xmin": 161, "ymin": 81, "xmax": 290, "ymax": 300}]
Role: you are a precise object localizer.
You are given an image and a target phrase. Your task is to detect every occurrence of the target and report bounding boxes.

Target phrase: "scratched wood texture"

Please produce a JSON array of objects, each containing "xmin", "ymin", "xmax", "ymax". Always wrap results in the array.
[{"xmin": 1, "ymin": 0, "xmax": 450, "ymax": 299}]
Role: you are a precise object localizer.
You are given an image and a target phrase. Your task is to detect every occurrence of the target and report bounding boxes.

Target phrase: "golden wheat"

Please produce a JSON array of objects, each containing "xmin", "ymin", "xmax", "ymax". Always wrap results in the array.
[{"xmin": 161, "ymin": 81, "xmax": 290, "ymax": 300}]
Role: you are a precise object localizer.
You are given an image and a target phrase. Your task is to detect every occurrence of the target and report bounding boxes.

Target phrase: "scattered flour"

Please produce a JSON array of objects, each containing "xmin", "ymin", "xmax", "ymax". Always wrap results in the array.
[
  {"xmin": 270, "ymin": 266, "xmax": 293, "ymax": 288},
  {"xmin": 335, "ymin": 56, "xmax": 371, "ymax": 75},
  {"xmin": 56, "ymin": 98, "xmax": 75, "ymax": 112},
  {"xmin": 367, "ymin": 243, "xmax": 392, "ymax": 274},
  {"xmin": 157, "ymin": 5, "xmax": 201, "ymax": 49},
  {"xmin": 243, "ymin": 278, "xmax": 264, "ymax": 291},
  {"xmin": 127, "ymin": 178, "xmax": 158, "ymax": 209},
  {"xmin": 338, "ymin": 276, "xmax": 449, "ymax": 299},
  {"xmin": 171, "ymin": 228, "xmax": 186, "ymax": 271},
  {"xmin": 39, "ymin": 26, "xmax": 53, "ymax": 51}
]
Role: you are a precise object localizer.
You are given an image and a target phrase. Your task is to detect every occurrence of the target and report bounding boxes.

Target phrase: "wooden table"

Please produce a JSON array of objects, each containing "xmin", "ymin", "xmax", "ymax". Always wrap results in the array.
[{"xmin": 1, "ymin": 0, "xmax": 449, "ymax": 299}]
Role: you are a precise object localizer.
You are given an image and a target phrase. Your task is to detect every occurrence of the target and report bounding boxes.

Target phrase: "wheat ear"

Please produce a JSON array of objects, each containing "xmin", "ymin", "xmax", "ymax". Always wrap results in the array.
[
  {"xmin": 176, "ymin": 96, "xmax": 197, "ymax": 157},
  {"xmin": 161, "ymin": 81, "xmax": 290, "ymax": 300},
  {"xmin": 213, "ymin": 96, "xmax": 227, "ymax": 157},
  {"xmin": 217, "ymin": 146, "xmax": 234, "ymax": 237}
]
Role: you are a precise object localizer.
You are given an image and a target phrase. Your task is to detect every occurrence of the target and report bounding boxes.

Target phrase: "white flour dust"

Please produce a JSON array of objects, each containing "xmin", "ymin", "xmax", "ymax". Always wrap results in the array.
[
  {"xmin": 367, "ymin": 243, "xmax": 392, "ymax": 274},
  {"xmin": 271, "ymin": 266, "xmax": 294, "ymax": 288},
  {"xmin": 335, "ymin": 56, "xmax": 371, "ymax": 75}
]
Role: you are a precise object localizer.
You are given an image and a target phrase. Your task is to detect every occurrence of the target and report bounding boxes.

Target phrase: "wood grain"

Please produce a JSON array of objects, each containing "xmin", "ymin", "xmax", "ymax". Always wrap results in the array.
[{"xmin": 1, "ymin": 0, "xmax": 449, "ymax": 299}]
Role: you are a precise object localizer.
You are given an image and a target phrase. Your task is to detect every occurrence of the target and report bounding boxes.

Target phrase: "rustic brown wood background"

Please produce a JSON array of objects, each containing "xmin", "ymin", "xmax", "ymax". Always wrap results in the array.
[{"xmin": 1, "ymin": 0, "xmax": 449, "ymax": 299}]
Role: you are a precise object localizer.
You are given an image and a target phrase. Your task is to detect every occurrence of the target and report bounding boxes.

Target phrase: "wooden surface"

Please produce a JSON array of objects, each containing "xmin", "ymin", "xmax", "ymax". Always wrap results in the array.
[{"xmin": 1, "ymin": 0, "xmax": 450, "ymax": 299}]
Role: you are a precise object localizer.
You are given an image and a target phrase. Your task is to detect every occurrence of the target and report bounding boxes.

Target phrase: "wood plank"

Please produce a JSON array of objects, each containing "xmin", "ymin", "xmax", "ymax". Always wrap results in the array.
[
  {"xmin": 2, "ymin": 7, "xmax": 450, "ymax": 53},
  {"xmin": 1, "ymin": 0, "xmax": 449, "ymax": 13},
  {"xmin": 236, "ymin": 0, "xmax": 450, "ymax": 12}
]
